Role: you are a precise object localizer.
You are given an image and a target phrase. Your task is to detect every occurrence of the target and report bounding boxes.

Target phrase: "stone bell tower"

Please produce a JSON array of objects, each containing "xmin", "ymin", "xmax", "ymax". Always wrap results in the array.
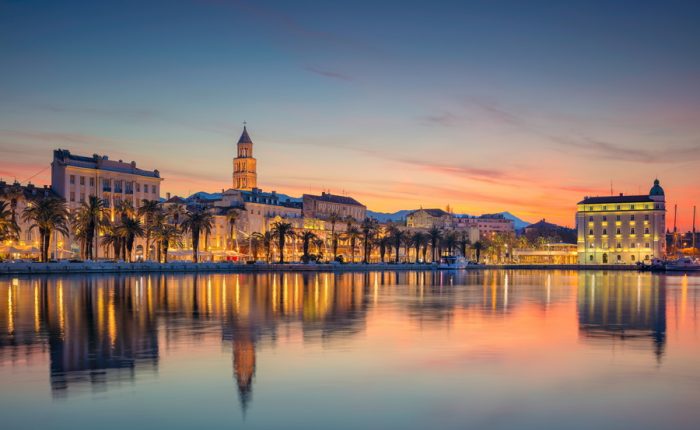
[{"xmin": 233, "ymin": 124, "xmax": 257, "ymax": 190}]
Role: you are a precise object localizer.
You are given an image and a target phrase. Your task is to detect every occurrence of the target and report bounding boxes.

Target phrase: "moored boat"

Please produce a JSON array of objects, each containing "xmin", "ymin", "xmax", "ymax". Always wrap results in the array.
[{"xmin": 665, "ymin": 257, "xmax": 700, "ymax": 272}]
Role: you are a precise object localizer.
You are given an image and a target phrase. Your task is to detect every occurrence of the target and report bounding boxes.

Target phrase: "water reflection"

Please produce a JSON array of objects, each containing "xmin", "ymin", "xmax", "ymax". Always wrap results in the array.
[
  {"xmin": 577, "ymin": 273, "xmax": 666, "ymax": 361},
  {"xmin": 0, "ymin": 270, "xmax": 696, "ymax": 417}
]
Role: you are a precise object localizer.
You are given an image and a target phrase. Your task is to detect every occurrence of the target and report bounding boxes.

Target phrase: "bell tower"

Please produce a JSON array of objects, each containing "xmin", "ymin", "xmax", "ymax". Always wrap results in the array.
[{"xmin": 233, "ymin": 124, "xmax": 257, "ymax": 190}]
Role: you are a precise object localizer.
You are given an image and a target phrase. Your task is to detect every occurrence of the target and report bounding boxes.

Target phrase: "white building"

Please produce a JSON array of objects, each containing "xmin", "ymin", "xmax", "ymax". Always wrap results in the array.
[
  {"xmin": 51, "ymin": 149, "xmax": 163, "ymax": 214},
  {"xmin": 576, "ymin": 179, "xmax": 666, "ymax": 264}
]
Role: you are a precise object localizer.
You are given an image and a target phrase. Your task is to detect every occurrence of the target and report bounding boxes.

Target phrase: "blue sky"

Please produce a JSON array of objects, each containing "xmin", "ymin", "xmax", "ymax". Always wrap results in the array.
[{"xmin": 1, "ymin": 0, "xmax": 699, "ymax": 226}]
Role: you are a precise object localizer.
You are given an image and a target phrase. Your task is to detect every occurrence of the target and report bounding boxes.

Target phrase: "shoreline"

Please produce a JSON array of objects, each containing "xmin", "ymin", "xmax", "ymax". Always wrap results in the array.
[{"xmin": 0, "ymin": 261, "xmax": 640, "ymax": 276}]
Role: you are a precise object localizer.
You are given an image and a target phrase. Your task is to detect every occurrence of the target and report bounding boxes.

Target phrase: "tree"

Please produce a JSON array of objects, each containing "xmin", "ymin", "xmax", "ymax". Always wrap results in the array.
[
  {"xmin": 0, "ymin": 200, "xmax": 19, "ymax": 242},
  {"xmin": 457, "ymin": 231, "xmax": 472, "ymax": 259},
  {"xmin": 270, "ymin": 221, "xmax": 295, "ymax": 264},
  {"xmin": 473, "ymin": 241, "xmax": 484, "ymax": 263},
  {"xmin": 225, "ymin": 208, "xmax": 241, "ymax": 251},
  {"xmin": 411, "ymin": 231, "xmax": 427, "ymax": 263},
  {"xmin": 344, "ymin": 225, "xmax": 361, "ymax": 263},
  {"xmin": 327, "ymin": 212, "xmax": 341, "ymax": 261},
  {"xmin": 138, "ymin": 199, "xmax": 161, "ymax": 261},
  {"xmin": 442, "ymin": 230, "xmax": 458, "ymax": 257},
  {"xmin": 360, "ymin": 218, "xmax": 379, "ymax": 264},
  {"xmin": 22, "ymin": 197, "xmax": 69, "ymax": 262},
  {"xmin": 116, "ymin": 217, "xmax": 144, "ymax": 262},
  {"xmin": 376, "ymin": 233, "xmax": 391, "ymax": 263},
  {"xmin": 252, "ymin": 231, "xmax": 274, "ymax": 262},
  {"xmin": 4, "ymin": 182, "xmax": 23, "ymax": 237},
  {"xmin": 100, "ymin": 223, "xmax": 122, "ymax": 260},
  {"xmin": 388, "ymin": 225, "xmax": 407, "ymax": 263},
  {"xmin": 427, "ymin": 226, "xmax": 443, "ymax": 262},
  {"xmin": 181, "ymin": 208, "xmax": 214, "ymax": 263},
  {"xmin": 154, "ymin": 224, "xmax": 182, "ymax": 263},
  {"xmin": 167, "ymin": 202, "xmax": 186, "ymax": 226},
  {"xmin": 299, "ymin": 230, "xmax": 318, "ymax": 263},
  {"xmin": 72, "ymin": 196, "xmax": 107, "ymax": 260}
]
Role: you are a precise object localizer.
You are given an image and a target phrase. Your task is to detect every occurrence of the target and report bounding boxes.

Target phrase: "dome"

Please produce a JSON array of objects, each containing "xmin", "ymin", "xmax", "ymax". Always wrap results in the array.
[{"xmin": 649, "ymin": 179, "xmax": 664, "ymax": 196}]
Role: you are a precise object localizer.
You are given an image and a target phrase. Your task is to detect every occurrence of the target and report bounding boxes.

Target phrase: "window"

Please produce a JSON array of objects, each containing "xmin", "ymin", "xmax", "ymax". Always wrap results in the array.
[
  {"xmin": 602, "ymin": 206, "xmax": 607, "ymax": 210},
  {"xmin": 616, "ymin": 243, "xmax": 622, "ymax": 249},
  {"xmin": 631, "ymin": 228, "xmax": 635, "ymax": 234},
  {"xmin": 603, "ymin": 229, "xmax": 607, "ymax": 235},
  {"xmin": 631, "ymin": 205, "xmax": 635, "ymax": 210},
  {"xmin": 616, "ymin": 215, "xmax": 621, "ymax": 221},
  {"xmin": 631, "ymin": 255, "xmax": 636, "ymax": 261},
  {"xmin": 617, "ymin": 255, "xmax": 622, "ymax": 262},
  {"xmin": 616, "ymin": 228, "xmax": 621, "ymax": 235},
  {"xmin": 70, "ymin": 191, "xmax": 75, "ymax": 202},
  {"xmin": 114, "ymin": 180, "xmax": 123, "ymax": 193},
  {"xmin": 588, "ymin": 216, "xmax": 593, "ymax": 222},
  {"xmin": 589, "ymin": 243, "xmax": 594, "ymax": 248},
  {"xmin": 144, "ymin": 184, "xmax": 149, "ymax": 193},
  {"xmin": 589, "ymin": 229, "xmax": 593, "ymax": 235},
  {"xmin": 80, "ymin": 176, "xmax": 85, "ymax": 185},
  {"xmin": 589, "ymin": 255, "xmax": 594, "ymax": 261},
  {"xmin": 103, "ymin": 179, "xmax": 110, "ymax": 191},
  {"xmin": 631, "ymin": 243, "xmax": 636, "ymax": 248},
  {"xmin": 70, "ymin": 175, "xmax": 75, "ymax": 185},
  {"xmin": 631, "ymin": 215, "xmax": 635, "ymax": 221},
  {"xmin": 645, "ymin": 215, "xmax": 649, "ymax": 221},
  {"xmin": 617, "ymin": 205, "xmax": 621, "ymax": 210},
  {"xmin": 136, "ymin": 183, "xmax": 141, "ymax": 192},
  {"xmin": 645, "ymin": 243, "xmax": 650, "ymax": 248},
  {"xmin": 602, "ymin": 216, "xmax": 607, "ymax": 221},
  {"xmin": 655, "ymin": 204, "xmax": 660, "ymax": 209},
  {"xmin": 80, "ymin": 193, "xmax": 85, "ymax": 203},
  {"xmin": 645, "ymin": 228, "xmax": 650, "ymax": 234},
  {"xmin": 89, "ymin": 177, "xmax": 95, "ymax": 187}
]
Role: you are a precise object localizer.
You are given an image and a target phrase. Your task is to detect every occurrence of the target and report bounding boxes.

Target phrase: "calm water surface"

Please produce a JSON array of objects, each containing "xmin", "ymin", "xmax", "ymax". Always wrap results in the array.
[{"xmin": 0, "ymin": 270, "xmax": 699, "ymax": 429}]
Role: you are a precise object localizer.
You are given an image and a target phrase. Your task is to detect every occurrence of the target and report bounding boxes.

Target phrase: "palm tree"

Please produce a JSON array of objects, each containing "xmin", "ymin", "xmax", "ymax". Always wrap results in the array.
[
  {"xmin": 181, "ymin": 208, "xmax": 214, "ymax": 263},
  {"xmin": 427, "ymin": 226, "xmax": 442, "ymax": 262},
  {"xmin": 299, "ymin": 230, "xmax": 318, "ymax": 263},
  {"xmin": 327, "ymin": 212, "xmax": 341, "ymax": 261},
  {"xmin": 252, "ymin": 231, "xmax": 274, "ymax": 263},
  {"xmin": 388, "ymin": 225, "xmax": 407, "ymax": 263},
  {"xmin": 117, "ymin": 217, "xmax": 144, "ymax": 262},
  {"xmin": 115, "ymin": 199, "xmax": 135, "ymax": 222},
  {"xmin": 72, "ymin": 196, "xmax": 107, "ymax": 260},
  {"xmin": 442, "ymin": 230, "xmax": 458, "ymax": 257},
  {"xmin": 154, "ymin": 224, "xmax": 182, "ymax": 263},
  {"xmin": 22, "ymin": 197, "xmax": 69, "ymax": 262},
  {"xmin": 167, "ymin": 202, "xmax": 186, "ymax": 226},
  {"xmin": 344, "ymin": 225, "xmax": 361, "ymax": 263},
  {"xmin": 270, "ymin": 221, "xmax": 295, "ymax": 264},
  {"xmin": 457, "ymin": 231, "xmax": 471, "ymax": 259},
  {"xmin": 4, "ymin": 182, "xmax": 23, "ymax": 234},
  {"xmin": 411, "ymin": 231, "xmax": 427, "ymax": 263},
  {"xmin": 360, "ymin": 218, "xmax": 378, "ymax": 264},
  {"xmin": 100, "ymin": 223, "xmax": 122, "ymax": 260},
  {"xmin": 473, "ymin": 241, "xmax": 484, "ymax": 263},
  {"xmin": 376, "ymin": 233, "xmax": 391, "ymax": 263},
  {"xmin": 0, "ymin": 200, "xmax": 19, "ymax": 242},
  {"xmin": 313, "ymin": 237, "xmax": 325, "ymax": 261},
  {"xmin": 225, "ymin": 208, "xmax": 241, "ymax": 251},
  {"xmin": 138, "ymin": 199, "xmax": 161, "ymax": 261}
]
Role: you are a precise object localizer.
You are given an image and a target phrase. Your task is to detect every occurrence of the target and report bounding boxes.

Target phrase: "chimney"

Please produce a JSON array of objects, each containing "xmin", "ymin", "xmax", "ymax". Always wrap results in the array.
[
  {"xmin": 619, "ymin": 192, "xmax": 623, "ymax": 196},
  {"xmin": 166, "ymin": 192, "xmax": 171, "ymax": 200}
]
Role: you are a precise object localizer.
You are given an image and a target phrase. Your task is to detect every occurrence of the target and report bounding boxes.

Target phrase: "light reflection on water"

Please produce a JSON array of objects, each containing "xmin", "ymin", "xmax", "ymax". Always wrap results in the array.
[{"xmin": 0, "ymin": 270, "xmax": 698, "ymax": 430}]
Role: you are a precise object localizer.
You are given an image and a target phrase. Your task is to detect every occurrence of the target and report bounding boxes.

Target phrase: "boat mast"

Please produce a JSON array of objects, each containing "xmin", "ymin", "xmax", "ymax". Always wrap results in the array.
[
  {"xmin": 693, "ymin": 205, "xmax": 697, "ymax": 256},
  {"xmin": 673, "ymin": 204, "xmax": 678, "ymax": 254}
]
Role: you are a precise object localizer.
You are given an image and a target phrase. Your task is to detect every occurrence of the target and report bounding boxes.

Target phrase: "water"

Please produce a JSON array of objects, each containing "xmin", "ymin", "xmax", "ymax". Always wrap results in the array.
[{"xmin": 0, "ymin": 270, "xmax": 698, "ymax": 430}]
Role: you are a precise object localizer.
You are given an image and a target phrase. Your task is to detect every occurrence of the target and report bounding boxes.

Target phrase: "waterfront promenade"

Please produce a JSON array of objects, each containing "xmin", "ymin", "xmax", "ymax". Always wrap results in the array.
[{"xmin": 0, "ymin": 261, "xmax": 638, "ymax": 275}]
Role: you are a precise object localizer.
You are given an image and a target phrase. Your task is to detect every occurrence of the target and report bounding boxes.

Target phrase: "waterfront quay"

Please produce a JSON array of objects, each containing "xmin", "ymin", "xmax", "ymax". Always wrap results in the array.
[{"xmin": 0, "ymin": 261, "xmax": 638, "ymax": 276}]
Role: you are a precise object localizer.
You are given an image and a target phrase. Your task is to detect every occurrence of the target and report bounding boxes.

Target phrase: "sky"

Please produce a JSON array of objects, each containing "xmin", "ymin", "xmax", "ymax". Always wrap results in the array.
[{"xmin": 1, "ymin": 0, "xmax": 699, "ymax": 229}]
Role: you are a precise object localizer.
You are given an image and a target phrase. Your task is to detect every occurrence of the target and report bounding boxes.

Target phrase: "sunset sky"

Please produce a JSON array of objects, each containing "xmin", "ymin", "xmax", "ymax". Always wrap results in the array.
[{"xmin": 1, "ymin": 0, "xmax": 699, "ymax": 228}]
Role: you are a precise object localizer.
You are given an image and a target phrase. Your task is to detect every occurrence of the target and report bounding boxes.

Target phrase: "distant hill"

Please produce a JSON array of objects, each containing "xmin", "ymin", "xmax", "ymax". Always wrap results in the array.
[
  {"xmin": 368, "ymin": 209, "xmax": 531, "ymax": 228},
  {"xmin": 499, "ymin": 212, "xmax": 530, "ymax": 230}
]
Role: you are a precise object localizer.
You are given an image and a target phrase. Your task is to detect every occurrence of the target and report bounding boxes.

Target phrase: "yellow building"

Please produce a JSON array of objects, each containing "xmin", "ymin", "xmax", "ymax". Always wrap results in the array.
[{"xmin": 576, "ymin": 180, "xmax": 666, "ymax": 264}]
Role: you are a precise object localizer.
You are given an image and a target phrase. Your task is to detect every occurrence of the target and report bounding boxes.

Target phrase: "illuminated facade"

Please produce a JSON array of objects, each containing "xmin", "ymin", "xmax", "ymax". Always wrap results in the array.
[
  {"xmin": 232, "ymin": 126, "xmax": 257, "ymax": 191},
  {"xmin": 302, "ymin": 192, "xmax": 366, "ymax": 221},
  {"xmin": 576, "ymin": 179, "xmax": 666, "ymax": 264}
]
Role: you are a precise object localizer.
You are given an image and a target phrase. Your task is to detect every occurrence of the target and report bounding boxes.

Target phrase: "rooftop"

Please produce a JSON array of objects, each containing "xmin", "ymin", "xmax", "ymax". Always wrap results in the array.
[
  {"xmin": 53, "ymin": 149, "xmax": 161, "ymax": 178},
  {"xmin": 303, "ymin": 192, "xmax": 365, "ymax": 207},
  {"xmin": 578, "ymin": 194, "xmax": 655, "ymax": 205},
  {"xmin": 409, "ymin": 208, "xmax": 450, "ymax": 218}
]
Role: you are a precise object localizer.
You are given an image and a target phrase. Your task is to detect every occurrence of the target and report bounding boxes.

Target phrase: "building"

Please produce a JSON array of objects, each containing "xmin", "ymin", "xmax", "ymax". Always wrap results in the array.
[
  {"xmin": 51, "ymin": 149, "xmax": 162, "ymax": 213},
  {"xmin": 576, "ymin": 179, "xmax": 666, "ymax": 264},
  {"xmin": 406, "ymin": 208, "xmax": 452, "ymax": 229},
  {"xmin": 232, "ymin": 126, "xmax": 257, "ymax": 191},
  {"xmin": 454, "ymin": 214, "xmax": 515, "ymax": 239},
  {"xmin": 524, "ymin": 219, "xmax": 576, "ymax": 244},
  {"xmin": 513, "ymin": 243, "xmax": 578, "ymax": 264},
  {"xmin": 302, "ymin": 192, "xmax": 366, "ymax": 221}
]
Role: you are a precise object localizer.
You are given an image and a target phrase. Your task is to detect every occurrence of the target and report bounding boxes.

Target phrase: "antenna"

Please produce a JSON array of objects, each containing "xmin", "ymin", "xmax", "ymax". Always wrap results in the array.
[
  {"xmin": 693, "ymin": 205, "xmax": 697, "ymax": 252},
  {"xmin": 610, "ymin": 180, "xmax": 613, "ymax": 196}
]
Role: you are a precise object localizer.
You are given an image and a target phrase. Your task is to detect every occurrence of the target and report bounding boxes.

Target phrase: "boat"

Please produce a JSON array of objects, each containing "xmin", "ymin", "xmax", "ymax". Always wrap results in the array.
[
  {"xmin": 636, "ymin": 258, "xmax": 666, "ymax": 272},
  {"xmin": 438, "ymin": 256, "xmax": 469, "ymax": 269},
  {"xmin": 665, "ymin": 257, "xmax": 700, "ymax": 272}
]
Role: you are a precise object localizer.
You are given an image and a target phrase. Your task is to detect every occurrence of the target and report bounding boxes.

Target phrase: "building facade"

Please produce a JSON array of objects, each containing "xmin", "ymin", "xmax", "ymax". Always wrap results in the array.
[
  {"xmin": 454, "ymin": 214, "xmax": 515, "ymax": 239},
  {"xmin": 406, "ymin": 209, "xmax": 452, "ymax": 229},
  {"xmin": 232, "ymin": 126, "xmax": 257, "ymax": 191},
  {"xmin": 51, "ymin": 149, "xmax": 162, "ymax": 214},
  {"xmin": 576, "ymin": 180, "xmax": 666, "ymax": 264},
  {"xmin": 302, "ymin": 192, "xmax": 366, "ymax": 221}
]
